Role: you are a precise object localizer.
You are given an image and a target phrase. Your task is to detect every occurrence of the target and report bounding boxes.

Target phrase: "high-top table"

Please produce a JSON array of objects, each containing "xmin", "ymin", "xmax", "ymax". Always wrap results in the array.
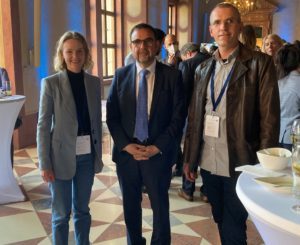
[
  {"xmin": 236, "ymin": 171, "xmax": 300, "ymax": 245},
  {"xmin": 0, "ymin": 95, "xmax": 26, "ymax": 204}
]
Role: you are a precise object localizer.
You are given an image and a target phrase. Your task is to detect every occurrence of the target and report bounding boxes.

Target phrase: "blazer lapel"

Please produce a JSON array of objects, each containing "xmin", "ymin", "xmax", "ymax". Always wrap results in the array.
[
  {"xmin": 59, "ymin": 70, "xmax": 77, "ymax": 120},
  {"xmin": 150, "ymin": 62, "xmax": 163, "ymax": 119},
  {"xmin": 128, "ymin": 65, "xmax": 137, "ymax": 134}
]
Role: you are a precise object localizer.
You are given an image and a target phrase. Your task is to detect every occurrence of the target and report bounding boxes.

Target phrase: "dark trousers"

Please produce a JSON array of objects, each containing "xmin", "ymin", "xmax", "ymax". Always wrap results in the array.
[
  {"xmin": 182, "ymin": 167, "xmax": 207, "ymax": 197},
  {"xmin": 201, "ymin": 169, "xmax": 248, "ymax": 245},
  {"xmin": 174, "ymin": 146, "xmax": 183, "ymax": 174},
  {"xmin": 116, "ymin": 154, "xmax": 172, "ymax": 245},
  {"xmin": 181, "ymin": 173, "xmax": 195, "ymax": 196}
]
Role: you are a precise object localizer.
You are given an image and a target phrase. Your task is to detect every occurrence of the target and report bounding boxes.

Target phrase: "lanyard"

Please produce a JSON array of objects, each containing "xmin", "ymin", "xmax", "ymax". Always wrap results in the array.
[{"xmin": 210, "ymin": 62, "xmax": 234, "ymax": 111}]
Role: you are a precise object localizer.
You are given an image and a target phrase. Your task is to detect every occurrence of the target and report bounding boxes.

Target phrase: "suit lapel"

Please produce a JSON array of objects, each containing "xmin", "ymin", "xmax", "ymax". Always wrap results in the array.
[
  {"xmin": 122, "ymin": 63, "xmax": 137, "ymax": 135},
  {"xmin": 150, "ymin": 62, "xmax": 163, "ymax": 119},
  {"xmin": 59, "ymin": 70, "xmax": 77, "ymax": 120}
]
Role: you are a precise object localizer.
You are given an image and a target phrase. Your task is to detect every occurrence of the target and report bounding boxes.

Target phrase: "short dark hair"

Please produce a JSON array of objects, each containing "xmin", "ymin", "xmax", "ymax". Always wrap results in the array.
[
  {"xmin": 240, "ymin": 25, "xmax": 256, "ymax": 50},
  {"xmin": 180, "ymin": 42, "xmax": 200, "ymax": 56},
  {"xmin": 155, "ymin": 28, "xmax": 166, "ymax": 43},
  {"xmin": 210, "ymin": 2, "xmax": 241, "ymax": 24},
  {"xmin": 294, "ymin": 40, "xmax": 300, "ymax": 62},
  {"xmin": 275, "ymin": 44, "xmax": 300, "ymax": 79},
  {"xmin": 129, "ymin": 23, "xmax": 156, "ymax": 41}
]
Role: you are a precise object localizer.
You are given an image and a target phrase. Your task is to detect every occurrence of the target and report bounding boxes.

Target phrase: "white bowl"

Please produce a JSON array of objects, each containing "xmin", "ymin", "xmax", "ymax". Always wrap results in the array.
[{"xmin": 256, "ymin": 147, "xmax": 292, "ymax": 171}]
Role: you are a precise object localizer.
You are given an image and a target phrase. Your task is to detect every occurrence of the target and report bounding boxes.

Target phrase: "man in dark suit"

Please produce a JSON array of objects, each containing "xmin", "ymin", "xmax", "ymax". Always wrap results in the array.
[
  {"xmin": 177, "ymin": 42, "xmax": 210, "ymax": 202},
  {"xmin": 106, "ymin": 23, "xmax": 186, "ymax": 245}
]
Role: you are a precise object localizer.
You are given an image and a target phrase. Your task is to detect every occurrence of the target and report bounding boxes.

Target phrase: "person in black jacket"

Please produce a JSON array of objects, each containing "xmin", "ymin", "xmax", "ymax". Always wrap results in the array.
[
  {"xmin": 177, "ymin": 42, "xmax": 210, "ymax": 201},
  {"xmin": 179, "ymin": 42, "xmax": 211, "ymax": 107}
]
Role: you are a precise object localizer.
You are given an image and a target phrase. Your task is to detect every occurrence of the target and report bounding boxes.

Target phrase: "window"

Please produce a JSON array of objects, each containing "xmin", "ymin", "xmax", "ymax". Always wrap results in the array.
[
  {"xmin": 101, "ymin": 0, "xmax": 116, "ymax": 79},
  {"xmin": 168, "ymin": 1, "xmax": 177, "ymax": 35}
]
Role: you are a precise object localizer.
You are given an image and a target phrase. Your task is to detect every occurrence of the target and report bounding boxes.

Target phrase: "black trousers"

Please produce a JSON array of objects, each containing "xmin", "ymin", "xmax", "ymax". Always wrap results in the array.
[
  {"xmin": 201, "ymin": 169, "xmax": 248, "ymax": 245},
  {"xmin": 116, "ymin": 154, "xmax": 172, "ymax": 245}
]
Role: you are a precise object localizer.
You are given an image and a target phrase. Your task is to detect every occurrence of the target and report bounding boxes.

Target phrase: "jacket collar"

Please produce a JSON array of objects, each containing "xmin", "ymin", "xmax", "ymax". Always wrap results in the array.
[
  {"xmin": 200, "ymin": 43, "xmax": 253, "ymax": 89},
  {"xmin": 228, "ymin": 43, "xmax": 253, "ymax": 87},
  {"xmin": 149, "ymin": 61, "xmax": 164, "ymax": 119}
]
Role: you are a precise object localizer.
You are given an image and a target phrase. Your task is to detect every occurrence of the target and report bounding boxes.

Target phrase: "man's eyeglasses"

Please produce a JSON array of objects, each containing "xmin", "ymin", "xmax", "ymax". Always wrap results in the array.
[{"xmin": 131, "ymin": 38, "xmax": 154, "ymax": 47}]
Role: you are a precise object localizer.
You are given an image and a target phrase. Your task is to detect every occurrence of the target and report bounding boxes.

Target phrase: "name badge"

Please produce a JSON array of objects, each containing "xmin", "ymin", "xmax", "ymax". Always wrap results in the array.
[
  {"xmin": 204, "ymin": 115, "xmax": 219, "ymax": 138},
  {"xmin": 76, "ymin": 135, "xmax": 91, "ymax": 155}
]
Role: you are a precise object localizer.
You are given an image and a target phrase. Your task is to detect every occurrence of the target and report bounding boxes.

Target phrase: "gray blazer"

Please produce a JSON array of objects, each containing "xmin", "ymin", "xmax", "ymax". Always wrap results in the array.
[{"xmin": 37, "ymin": 70, "xmax": 103, "ymax": 180}]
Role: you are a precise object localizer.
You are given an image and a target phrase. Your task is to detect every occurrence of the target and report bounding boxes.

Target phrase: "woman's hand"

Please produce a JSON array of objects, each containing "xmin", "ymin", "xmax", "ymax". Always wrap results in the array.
[{"xmin": 41, "ymin": 169, "xmax": 55, "ymax": 183}]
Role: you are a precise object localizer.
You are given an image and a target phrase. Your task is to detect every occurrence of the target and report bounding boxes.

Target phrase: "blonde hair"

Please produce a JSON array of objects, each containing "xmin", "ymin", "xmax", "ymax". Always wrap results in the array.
[
  {"xmin": 261, "ymin": 34, "xmax": 284, "ymax": 54},
  {"xmin": 53, "ymin": 31, "xmax": 93, "ymax": 71}
]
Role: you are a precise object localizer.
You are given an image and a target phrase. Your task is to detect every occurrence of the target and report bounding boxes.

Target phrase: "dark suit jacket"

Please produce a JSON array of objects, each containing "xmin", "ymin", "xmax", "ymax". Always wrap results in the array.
[
  {"xmin": 106, "ymin": 61, "xmax": 186, "ymax": 165},
  {"xmin": 178, "ymin": 52, "xmax": 210, "ymax": 108}
]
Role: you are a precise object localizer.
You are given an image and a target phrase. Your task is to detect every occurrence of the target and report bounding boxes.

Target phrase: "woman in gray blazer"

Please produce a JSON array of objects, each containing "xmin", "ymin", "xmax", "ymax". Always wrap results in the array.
[{"xmin": 37, "ymin": 31, "xmax": 103, "ymax": 245}]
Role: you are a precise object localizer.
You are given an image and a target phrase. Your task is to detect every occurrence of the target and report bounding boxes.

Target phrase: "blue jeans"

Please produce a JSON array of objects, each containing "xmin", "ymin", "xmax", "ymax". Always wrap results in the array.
[{"xmin": 49, "ymin": 154, "xmax": 94, "ymax": 245}]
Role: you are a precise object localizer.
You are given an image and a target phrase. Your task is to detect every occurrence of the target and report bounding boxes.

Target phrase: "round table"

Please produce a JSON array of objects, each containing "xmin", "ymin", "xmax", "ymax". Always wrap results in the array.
[
  {"xmin": 236, "ymin": 171, "xmax": 300, "ymax": 245},
  {"xmin": 0, "ymin": 95, "xmax": 26, "ymax": 204}
]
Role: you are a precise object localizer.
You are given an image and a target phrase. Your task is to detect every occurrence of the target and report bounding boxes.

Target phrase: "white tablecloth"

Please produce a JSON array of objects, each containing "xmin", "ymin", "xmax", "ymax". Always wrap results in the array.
[
  {"xmin": 236, "ymin": 171, "xmax": 300, "ymax": 245},
  {"xmin": 0, "ymin": 95, "xmax": 26, "ymax": 204}
]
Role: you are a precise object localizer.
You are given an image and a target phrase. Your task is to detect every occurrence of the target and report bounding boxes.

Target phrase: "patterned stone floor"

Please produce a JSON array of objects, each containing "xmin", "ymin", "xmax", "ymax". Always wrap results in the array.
[{"xmin": 0, "ymin": 145, "xmax": 263, "ymax": 245}]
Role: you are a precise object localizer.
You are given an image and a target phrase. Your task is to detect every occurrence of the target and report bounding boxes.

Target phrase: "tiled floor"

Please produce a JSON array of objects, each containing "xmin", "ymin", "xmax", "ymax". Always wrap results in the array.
[{"xmin": 0, "ymin": 144, "xmax": 264, "ymax": 245}]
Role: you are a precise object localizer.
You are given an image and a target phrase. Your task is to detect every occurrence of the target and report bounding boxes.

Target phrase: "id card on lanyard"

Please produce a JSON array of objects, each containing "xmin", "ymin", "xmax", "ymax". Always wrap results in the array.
[{"xmin": 204, "ymin": 62, "xmax": 234, "ymax": 138}]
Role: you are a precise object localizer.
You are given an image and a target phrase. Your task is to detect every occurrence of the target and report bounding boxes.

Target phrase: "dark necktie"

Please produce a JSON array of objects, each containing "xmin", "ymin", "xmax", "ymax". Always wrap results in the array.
[{"xmin": 134, "ymin": 69, "xmax": 149, "ymax": 142}]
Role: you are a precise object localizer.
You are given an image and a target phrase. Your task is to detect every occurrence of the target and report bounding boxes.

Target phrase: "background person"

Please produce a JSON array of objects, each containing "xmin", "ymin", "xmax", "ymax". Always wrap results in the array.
[
  {"xmin": 239, "ymin": 24, "xmax": 257, "ymax": 51},
  {"xmin": 276, "ymin": 44, "xmax": 300, "ymax": 150},
  {"xmin": 106, "ymin": 23, "xmax": 185, "ymax": 245},
  {"xmin": 183, "ymin": 3, "xmax": 280, "ymax": 244},
  {"xmin": 262, "ymin": 33, "xmax": 284, "ymax": 60},
  {"xmin": 163, "ymin": 34, "xmax": 182, "ymax": 68},
  {"xmin": 0, "ymin": 67, "xmax": 22, "ymax": 168},
  {"xmin": 0, "ymin": 67, "xmax": 9, "ymax": 88},
  {"xmin": 37, "ymin": 31, "xmax": 103, "ymax": 245},
  {"xmin": 177, "ymin": 42, "xmax": 210, "ymax": 202}
]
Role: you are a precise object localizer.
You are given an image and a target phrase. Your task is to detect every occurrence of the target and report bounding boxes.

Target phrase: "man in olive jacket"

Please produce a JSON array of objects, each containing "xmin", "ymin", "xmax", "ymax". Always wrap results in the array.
[{"xmin": 183, "ymin": 3, "xmax": 280, "ymax": 245}]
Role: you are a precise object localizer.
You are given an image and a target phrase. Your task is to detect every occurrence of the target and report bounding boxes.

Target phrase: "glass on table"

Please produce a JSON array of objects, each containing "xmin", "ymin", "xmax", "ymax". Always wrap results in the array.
[
  {"xmin": 291, "ymin": 142, "xmax": 300, "ymax": 213},
  {"xmin": 290, "ymin": 119, "xmax": 300, "ymax": 146},
  {"xmin": 4, "ymin": 81, "xmax": 11, "ymax": 96}
]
